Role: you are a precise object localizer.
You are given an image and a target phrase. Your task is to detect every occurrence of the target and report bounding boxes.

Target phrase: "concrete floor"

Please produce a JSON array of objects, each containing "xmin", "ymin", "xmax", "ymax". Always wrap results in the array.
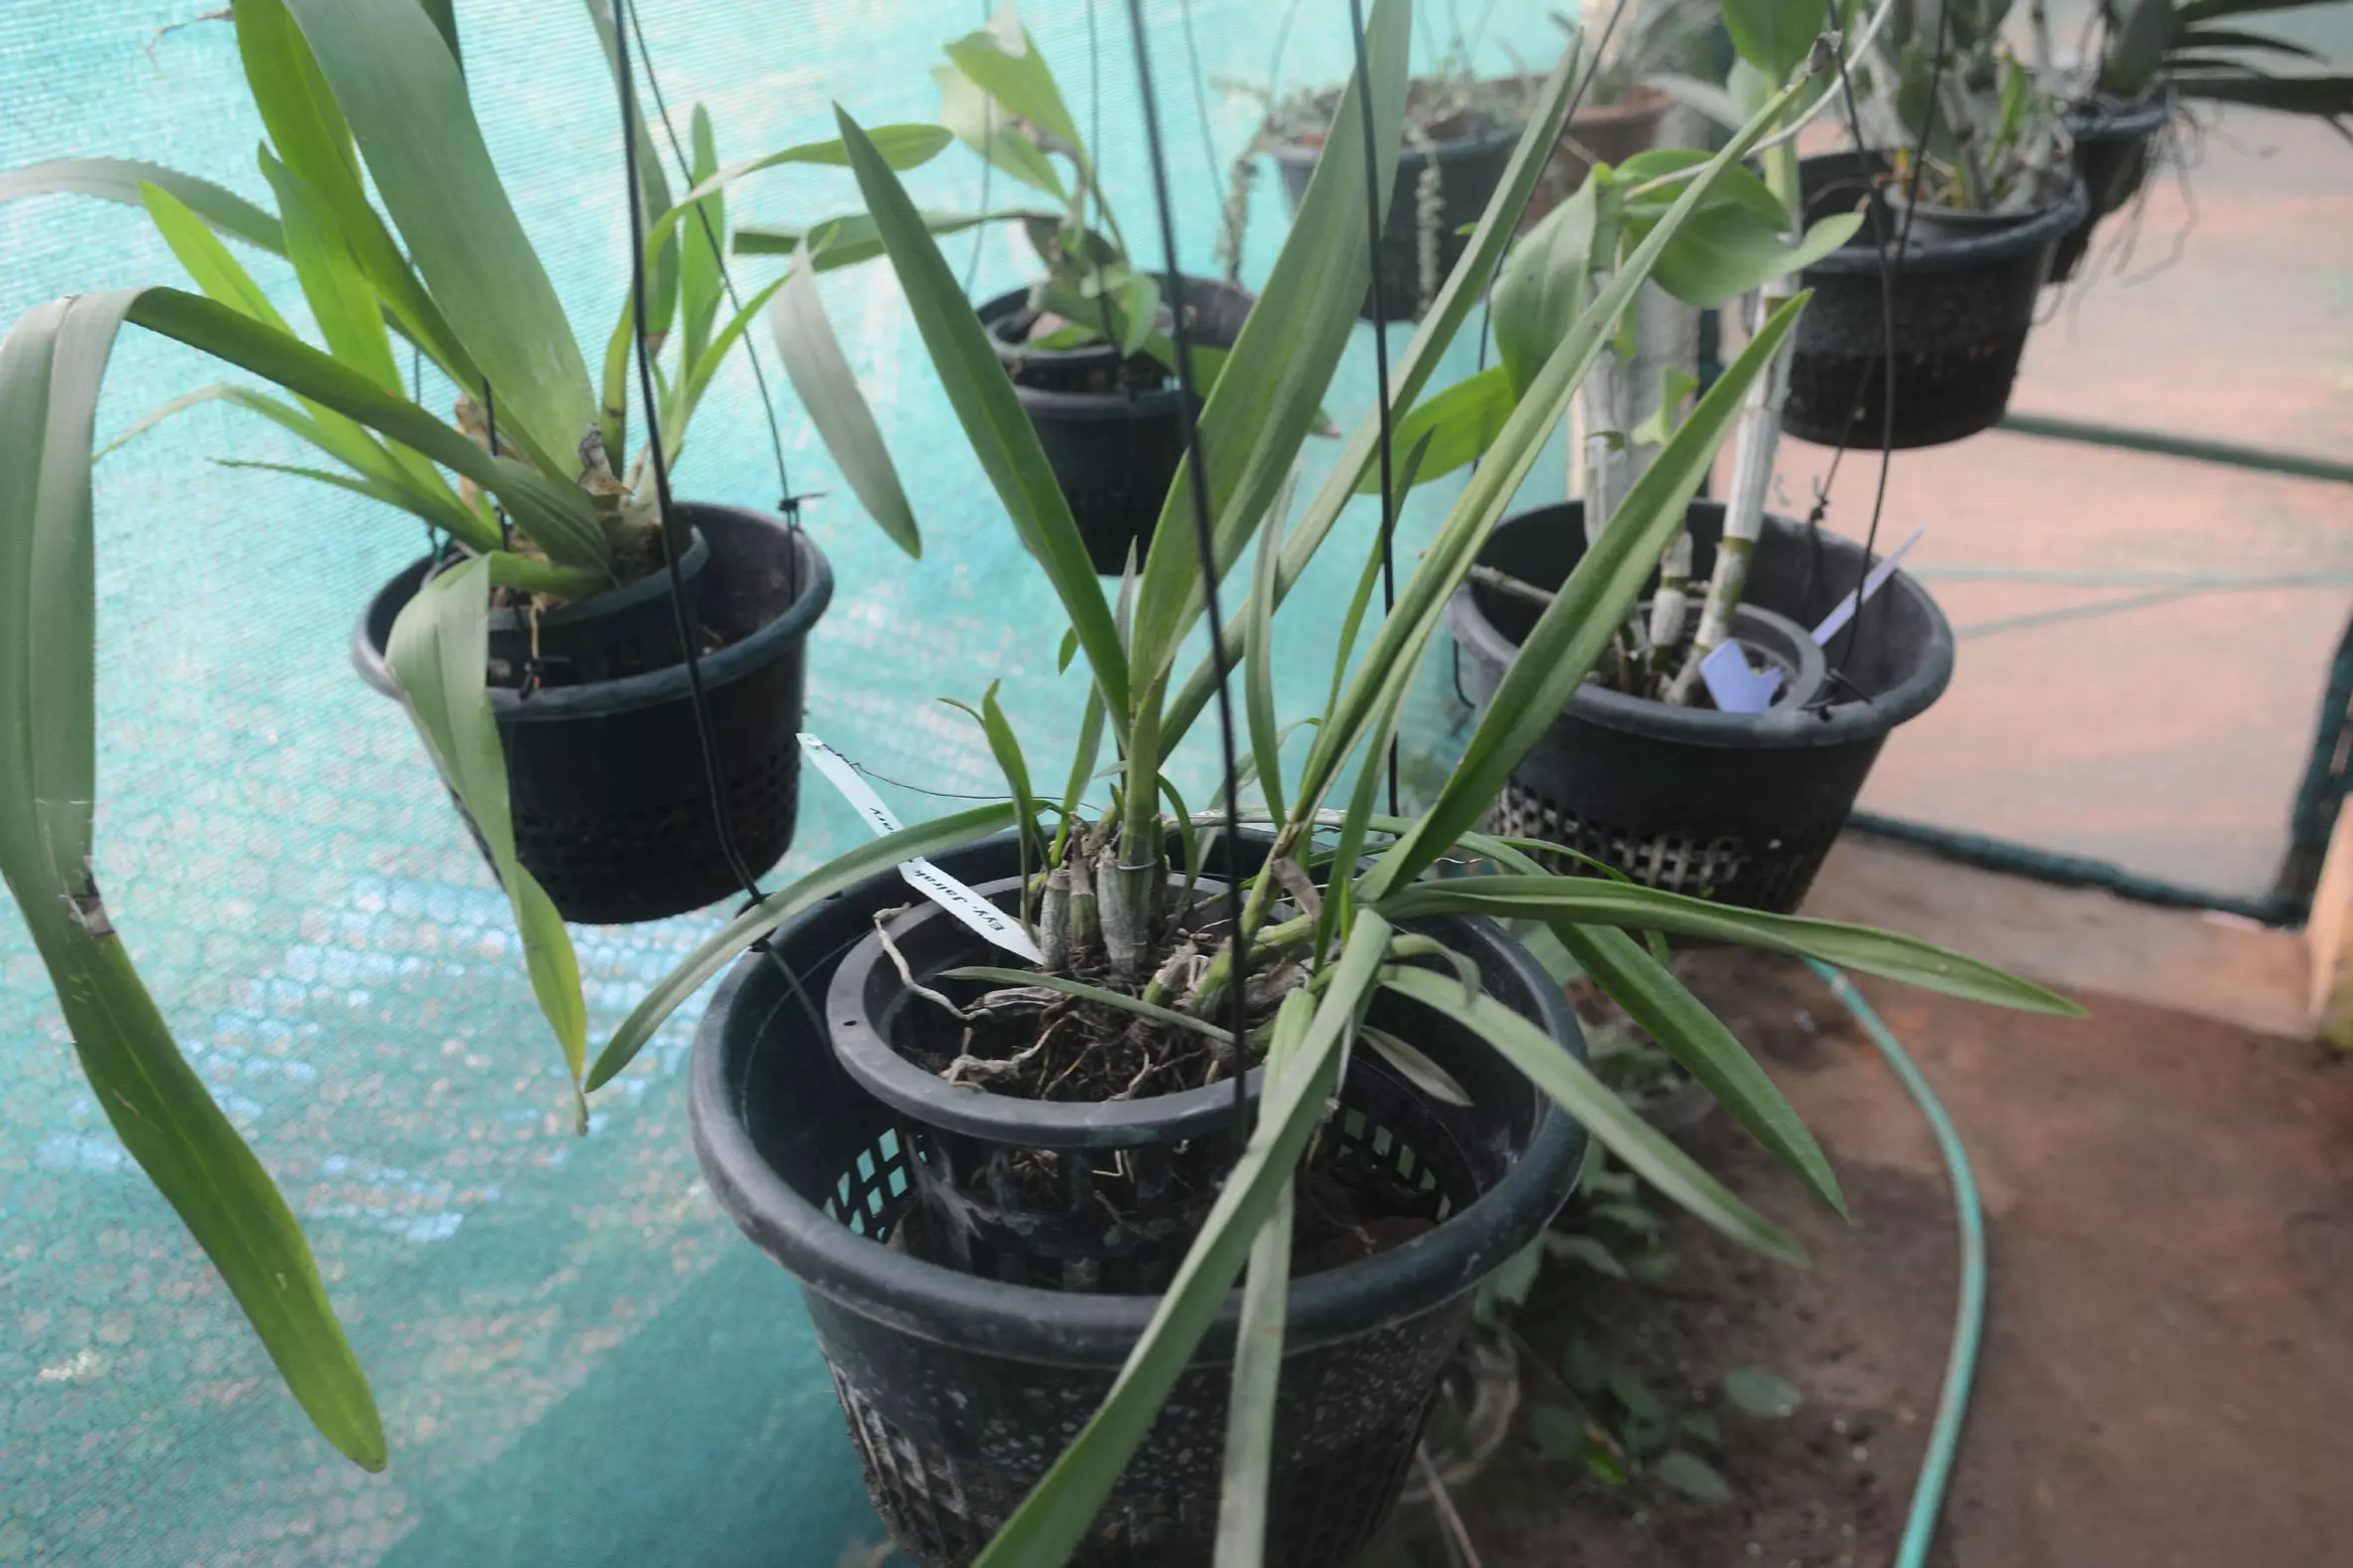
[{"xmin": 1773, "ymin": 106, "xmax": 2353, "ymax": 903}]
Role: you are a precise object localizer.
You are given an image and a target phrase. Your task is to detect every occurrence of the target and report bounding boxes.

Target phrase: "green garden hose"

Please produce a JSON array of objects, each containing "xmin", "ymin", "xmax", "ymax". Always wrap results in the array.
[{"xmin": 1806, "ymin": 961, "xmax": 1986, "ymax": 1568}]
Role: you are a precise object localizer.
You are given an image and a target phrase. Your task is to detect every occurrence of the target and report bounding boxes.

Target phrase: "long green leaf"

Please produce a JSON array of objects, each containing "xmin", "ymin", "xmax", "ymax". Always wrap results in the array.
[
  {"xmin": 1244, "ymin": 486, "xmax": 1290, "ymax": 823},
  {"xmin": 137, "ymin": 180, "xmax": 433, "ymax": 519},
  {"xmin": 644, "ymin": 126, "xmax": 956, "ymax": 270},
  {"xmin": 944, "ymin": 13, "xmax": 1091, "ymax": 171},
  {"xmin": 285, "ymin": 0, "xmax": 595, "ymax": 474},
  {"xmin": 1124, "ymin": 0, "xmax": 1410, "ymax": 695},
  {"xmin": 1160, "ymin": 35, "xmax": 1585, "ymax": 748},
  {"xmin": 1354, "ymin": 365, "xmax": 1515, "ymax": 492},
  {"xmin": 1428, "ymin": 824, "xmax": 1835, "ymax": 1208},
  {"xmin": 2174, "ymin": 27, "xmax": 2327, "ymax": 64},
  {"xmin": 1641, "ymin": 207, "xmax": 1863, "ymax": 311},
  {"xmin": 734, "ymin": 207, "xmax": 1049, "ymax": 263},
  {"xmin": 1367, "ymin": 292, "xmax": 1811, "ymax": 895},
  {"xmin": 1379, "ymin": 966, "xmax": 1805, "ymax": 1264},
  {"xmin": 122, "ymin": 288, "xmax": 605, "ymax": 569},
  {"xmin": 2170, "ymin": 69, "xmax": 2353, "ymax": 117},
  {"xmin": 587, "ymin": 0, "xmax": 679, "ymax": 346},
  {"xmin": 680, "ymin": 106, "xmax": 725, "ymax": 375},
  {"xmin": 2176, "ymin": 0, "xmax": 2341, "ymax": 25},
  {"xmin": 935, "ymin": 59, "xmax": 1069, "ymax": 199},
  {"xmin": 255, "ymin": 150, "xmax": 400, "ymax": 392},
  {"xmin": 1212, "ymin": 989, "xmax": 1311, "ymax": 1568},
  {"xmin": 835, "ymin": 110, "xmax": 1130, "ymax": 734},
  {"xmin": 1556, "ymin": 923, "xmax": 1843, "ymax": 1214},
  {"xmin": 386, "ymin": 557, "xmax": 588, "ymax": 1121},
  {"xmin": 1371, "ymin": 877, "xmax": 2083, "ymax": 1015},
  {"xmin": 1323, "ymin": 430, "xmax": 1436, "ymax": 725},
  {"xmin": 1720, "ymin": 0, "xmax": 1823, "ymax": 85},
  {"xmin": 255, "ymin": 143, "xmax": 463, "ymax": 517},
  {"xmin": 0, "ymin": 292, "xmax": 384, "ymax": 1469},
  {"xmin": 1492, "ymin": 176, "xmax": 1597, "ymax": 398},
  {"xmin": 237, "ymin": 0, "xmax": 481, "ymax": 394},
  {"xmin": 0, "ymin": 157, "xmax": 286, "ymax": 253},
  {"xmin": 769, "ymin": 244, "xmax": 920, "ymax": 557},
  {"xmin": 1297, "ymin": 75, "xmax": 1818, "ymax": 835},
  {"xmin": 588, "ymin": 802, "xmax": 1019, "ymax": 1089},
  {"xmin": 973, "ymin": 918, "xmax": 1390, "ymax": 1567},
  {"xmin": 673, "ymin": 270, "xmax": 789, "ymax": 444}
]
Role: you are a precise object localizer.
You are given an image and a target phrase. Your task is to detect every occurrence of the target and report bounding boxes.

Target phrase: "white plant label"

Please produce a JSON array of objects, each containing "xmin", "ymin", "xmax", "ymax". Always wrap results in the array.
[
  {"xmin": 1811, "ymin": 526, "xmax": 1927, "ymax": 647},
  {"xmin": 1699, "ymin": 641, "xmax": 1786, "ymax": 714},
  {"xmin": 797, "ymin": 733, "xmax": 1045, "ymax": 964}
]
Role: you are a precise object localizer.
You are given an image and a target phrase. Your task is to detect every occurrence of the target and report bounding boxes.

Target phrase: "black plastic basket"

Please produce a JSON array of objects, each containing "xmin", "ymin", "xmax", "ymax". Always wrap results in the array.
[
  {"xmin": 977, "ymin": 277, "xmax": 1254, "ymax": 575},
  {"xmin": 1271, "ymin": 126, "xmax": 1520, "ymax": 321},
  {"xmin": 354, "ymin": 502, "xmax": 831, "ymax": 924},
  {"xmin": 1781, "ymin": 151, "xmax": 2087, "ymax": 451},
  {"xmin": 690, "ymin": 837, "xmax": 1587, "ymax": 1567},
  {"xmin": 1444, "ymin": 501, "xmax": 1954, "ymax": 915},
  {"xmin": 2052, "ymin": 87, "xmax": 2173, "ymax": 281}
]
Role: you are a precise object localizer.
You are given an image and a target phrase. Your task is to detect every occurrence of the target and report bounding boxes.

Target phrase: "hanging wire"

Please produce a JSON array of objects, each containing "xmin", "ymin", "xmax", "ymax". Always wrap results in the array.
[
  {"xmin": 1345, "ymin": 0, "xmax": 1402, "ymax": 818},
  {"xmin": 612, "ymin": 0, "xmax": 766, "ymax": 903},
  {"xmin": 481, "ymin": 381, "xmax": 514, "ymax": 551},
  {"xmin": 621, "ymin": 0, "xmax": 803, "ymax": 581},
  {"xmin": 1123, "ymin": 0, "xmax": 1254, "ymax": 1146},
  {"xmin": 1805, "ymin": 0, "xmax": 1952, "ymax": 690}
]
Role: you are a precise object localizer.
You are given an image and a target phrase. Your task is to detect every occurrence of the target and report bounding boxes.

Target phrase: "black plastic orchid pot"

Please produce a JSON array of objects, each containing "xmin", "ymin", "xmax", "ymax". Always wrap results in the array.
[
  {"xmin": 977, "ymin": 276, "xmax": 1255, "ymax": 575},
  {"xmin": 1444, "ymin": 501, "xmax": 1954, "ymax": 915},
  {"xmin": 354, "ymin": 502, "xmax": 830, "ymax": 924},
  {"xmin": 1270, "ymin": 111, "xmax": 1521, "ymax": 322},
  {"xmin": 688, "ymin": 835, "xmax": 1590, "ymax": 1567},
  {"xmin": 2051, "ymin": 85, "xmax": 2173, "ymax": 280},
  {"xmin": 1779, "ymin": 151, "xmax": 2088, "ymax": 450}
]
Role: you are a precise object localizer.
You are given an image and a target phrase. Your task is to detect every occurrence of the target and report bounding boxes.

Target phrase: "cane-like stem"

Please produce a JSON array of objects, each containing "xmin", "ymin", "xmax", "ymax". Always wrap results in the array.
[{"xmin": 1664, "ymin": 136, "xmax": 1803, "ymax": 704}]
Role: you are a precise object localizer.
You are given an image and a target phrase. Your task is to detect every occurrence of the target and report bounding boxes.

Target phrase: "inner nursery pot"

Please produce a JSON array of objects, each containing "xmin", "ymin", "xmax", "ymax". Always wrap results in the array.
[
  {"xmin": 353, "ymin": 501, "xmax": 832, "ymax": 924},
  {"xmin": 978, "ymin": 275, "xmax": 1255, "ymax": 576},
  {"xmin": 2051, "ymin": 86, "xmax": 2173, "ymax": 281},
  {"xmin": 1444, "ymin": 500, "xmax": 1954, "ymax": 914},
  {"xmin": 1271, "ymin": 100, "xmax": 1522, "ymax": 322},
  {"xmin": 690, "ymin": 835, "xmax": 1588, "ymax": 1567},
  {"xmin": 1779, "ymin": 150, "xmax": 2088, "ymax": 451}
]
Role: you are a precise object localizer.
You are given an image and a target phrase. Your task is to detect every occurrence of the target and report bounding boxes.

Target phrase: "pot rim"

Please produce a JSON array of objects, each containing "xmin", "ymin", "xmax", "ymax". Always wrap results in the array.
[
  {"xmin": 480, "ymin": 526, "xmax": 710, "ymax": 638},
  {"xmin": 687, "ymin": 896, "xmax": 1586, "ymax": 1366},
  {"xmin": 352, "ymin": 501, "xmax": 832, "ymax": 723},
  {"xmin": 1798, "ymin": 150, "xmax": 2091, "ymax": 276},
  {"xmin": 827, "ymin": 873, "xmax": 1275, "ymax": 1149},
  {"xmin": 1444, "ymin": 499, "xmax": 1955, "ymax": 749},
  {"xmin": 975, "ymin": 275, "xmax": 1257, "ymax": 420},
  {"xmin": 2065, "ymin": 79, "xmax": 2175, "ymax": 137}
]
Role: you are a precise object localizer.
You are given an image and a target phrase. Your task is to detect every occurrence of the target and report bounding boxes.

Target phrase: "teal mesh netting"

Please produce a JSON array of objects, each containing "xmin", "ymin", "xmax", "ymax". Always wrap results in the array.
[{"xmin": 0, "ymin": 4, "xmax": 1552, "ymax": 1562}]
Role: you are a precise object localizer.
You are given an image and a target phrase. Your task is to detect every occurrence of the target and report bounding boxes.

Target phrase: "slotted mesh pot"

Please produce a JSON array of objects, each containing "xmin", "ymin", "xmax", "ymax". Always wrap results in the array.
[
  {"xmin": 1780, "ymin": 151, "xmax": 2086, "ymax": 451},
  {"xmin": 354, "ymin": 502, "xmax": 830, "ymax": 924},
  {"xmin": 1444, "ymin": 501, "xmax": 1953, "ymax": 914},
  {"xmin": 689, "ymin": 836, "xmax": 1588, "ymax": 1567}
]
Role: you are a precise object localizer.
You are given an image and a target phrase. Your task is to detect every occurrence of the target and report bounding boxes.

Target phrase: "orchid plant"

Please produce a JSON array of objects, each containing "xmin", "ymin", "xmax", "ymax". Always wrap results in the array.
[
  {"xmin": 0, "ymin": 0, "xmax": 944, "ymax": 1469},
  {"xmin": 587, "ymin": 7, "xmax": 2074, "ymax": 1562}
]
